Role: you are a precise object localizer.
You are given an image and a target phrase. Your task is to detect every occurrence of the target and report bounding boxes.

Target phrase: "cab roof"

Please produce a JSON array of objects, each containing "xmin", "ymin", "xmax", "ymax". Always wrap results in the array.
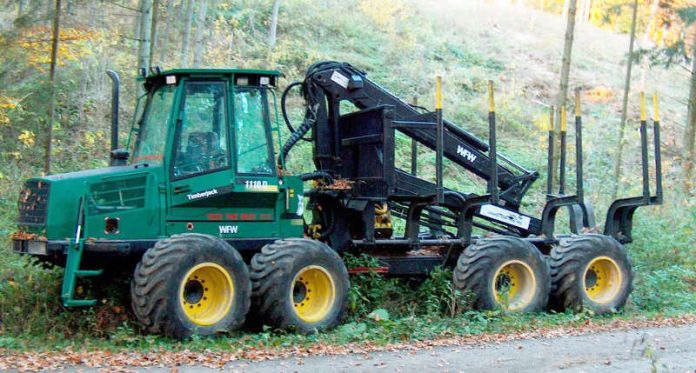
[
  {"xmin": 143, "ymin": 68, "xmax": 281, "ymax": 88},
  {"xmin": 150, "ymin": 68, "xmax": 280, "ymax": 78}
]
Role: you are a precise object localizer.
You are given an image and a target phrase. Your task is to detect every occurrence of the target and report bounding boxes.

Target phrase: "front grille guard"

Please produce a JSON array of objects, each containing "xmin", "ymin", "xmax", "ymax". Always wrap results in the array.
[{"xmin": 17, "ymin": 180, "xmax": 50, "ymax": 228}]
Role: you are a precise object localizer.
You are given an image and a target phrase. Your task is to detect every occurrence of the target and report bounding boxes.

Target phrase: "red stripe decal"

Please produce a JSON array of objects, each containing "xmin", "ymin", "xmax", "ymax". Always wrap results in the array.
[
  {"xmin": 208, "ymin": 213, "xmax": 223, "ymax": 221},
  {"xmin": 226, "ymin": 213, "xmax": 239, "ymax": 220},
  {"xmin": 348, "ymin": 267, "xmax": 389, "ymax": 275},
  {"xmin": 241, "ymin": 213, "xmax": 256, "ymax": 221}
]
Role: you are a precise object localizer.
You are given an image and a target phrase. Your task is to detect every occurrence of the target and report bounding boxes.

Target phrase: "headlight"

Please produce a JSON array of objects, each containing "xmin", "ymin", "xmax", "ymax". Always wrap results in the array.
[{"xmin": 27, "ymin": 241, "xmax": 48, "ymax": 256}]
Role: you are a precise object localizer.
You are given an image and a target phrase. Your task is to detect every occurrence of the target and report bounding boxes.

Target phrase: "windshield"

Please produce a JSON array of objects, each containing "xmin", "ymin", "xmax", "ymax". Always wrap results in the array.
[{"xmin": 131, "ymin": 85, "xmax": 176, "ymax": 165}]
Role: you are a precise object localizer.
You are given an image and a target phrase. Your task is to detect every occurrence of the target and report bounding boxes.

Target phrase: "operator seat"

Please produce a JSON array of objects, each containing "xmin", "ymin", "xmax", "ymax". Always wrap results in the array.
[{"xmin": 184, "ymin": 131, "xmax": 224, "ymax": 172}]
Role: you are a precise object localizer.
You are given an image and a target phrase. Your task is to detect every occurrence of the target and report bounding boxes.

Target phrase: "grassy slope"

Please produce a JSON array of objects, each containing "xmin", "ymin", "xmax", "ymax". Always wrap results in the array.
[
  {"xmin": 0, "ymin": 0, "xmax": 694, "ymax": 350},
  {"xmin": 414, "ymin": 0, "xmax": 689, "ymax": 212}
]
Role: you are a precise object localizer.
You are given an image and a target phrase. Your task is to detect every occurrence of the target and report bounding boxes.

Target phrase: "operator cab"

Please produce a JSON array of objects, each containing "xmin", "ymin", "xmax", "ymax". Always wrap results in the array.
[
  {"xmin": 130, "ymin": 69, "xmax": 278, "ymax": 176},
  {"xmin": 123, "ymin": 68, "xmax": 297, "ymax": 240}
]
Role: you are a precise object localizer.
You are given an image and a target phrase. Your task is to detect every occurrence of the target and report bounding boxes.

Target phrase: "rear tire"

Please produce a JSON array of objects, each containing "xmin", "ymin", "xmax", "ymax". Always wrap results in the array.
[
  {"xmin": 131, "ymin": 234, "xmax": 251, "ymax": 339},
  {"xmin": 250, "ymin": 238, "xmax": 349, "ymax": 333},
  {"xmin": 453, "ymin": 236, "xmax": 550, "ymax": 312},
  {"xmin": 549, "ymin": 234, "xmax": 633, "ymax": 314}
]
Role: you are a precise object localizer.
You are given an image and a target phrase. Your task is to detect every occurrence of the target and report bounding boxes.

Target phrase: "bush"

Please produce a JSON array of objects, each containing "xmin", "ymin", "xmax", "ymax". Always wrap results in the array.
[{"xmin": 0, "ymin": 253, "xmax": 135, "ymax": 340}]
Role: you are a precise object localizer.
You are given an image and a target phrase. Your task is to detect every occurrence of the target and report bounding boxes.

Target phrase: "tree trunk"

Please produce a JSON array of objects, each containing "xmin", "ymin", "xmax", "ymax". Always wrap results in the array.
[
  {"xmin": 553, "ymin": 0, "xmax": 577, "ymax": 186},
  {"xmin": 192, "ymin": 0, "xmax": 208, "ymax": 67},
  {"xmin": 611, "ymin": 0, "xmax": 638, "ymax": 200},
  {"xmin": 638, "ymin": 0, "xmax": 659, "ymax": 91},
  {"xmin": 249, "ymin": 10, "xmax": 258, "ymax": 36},
  {"xmin": 268, "ymin": 0, "xmax": 281, "ymax": 48},
  {"xmin": 684, "ymin": 39, "xmax": 696, "ymax": 192},
  {"xmin": 180, "ymin": 0, "xmax": 194, "ymax": 66},
  {"xmin": 134, "ymin": 0, "xmax": 153, "ymax": 98},
  {"xmin": 44, "ymin": 0, "xmax": 61, "ymax": 175},
  {"xmin": 583, "ymin": 0, "xmax": 592, "ymax": 23},
  {"xmin": 159, "ymin": 0, "xmax": 176, "ymax": 65},
  {"xmin": 577, "ymin": 0, "xmax": 586, "ymax": 23},
  {"xmin": 149, "ymin": 0, "xmax": 159, "ymax": 68},
  {"xmin": 18, "ymin": 0, "xmax": 28, "ymax": 16}
]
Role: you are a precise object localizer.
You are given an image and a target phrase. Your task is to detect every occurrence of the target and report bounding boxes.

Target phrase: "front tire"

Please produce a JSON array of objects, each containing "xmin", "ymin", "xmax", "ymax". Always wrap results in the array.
[
  {"xmin": 549, "ymin": 234, "xmax": 633, "ymax": 314},
  {"xmin": 454, "ymin": 236, "xmax": 550, "ymax": 312},
  {"xmin": 250, "ymin": 238, "xmax": 349, "ymax": 333},
  {"xmin": 131, "ymin": 234, "xmax": 251, "ymax": 339}
]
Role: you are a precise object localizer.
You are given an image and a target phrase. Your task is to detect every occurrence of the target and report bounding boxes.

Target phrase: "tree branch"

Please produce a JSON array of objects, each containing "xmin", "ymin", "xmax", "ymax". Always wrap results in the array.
[{"xmin": 107, "ymin": 1, "xmax": 140, "ymax": 12}]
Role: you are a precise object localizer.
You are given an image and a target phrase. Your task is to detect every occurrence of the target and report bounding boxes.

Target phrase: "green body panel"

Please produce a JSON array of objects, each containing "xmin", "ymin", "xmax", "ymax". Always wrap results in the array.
[
  {"xmin": 18, "ymin": 68, "xmax": 304, "ymax": 243},
  {"xmin": 22, "ymin": 166, "xmax": 162, "ymax": 240},
  {"xmin": 15, "ymin": 68, "xmax": 304, "ymax": 307}
]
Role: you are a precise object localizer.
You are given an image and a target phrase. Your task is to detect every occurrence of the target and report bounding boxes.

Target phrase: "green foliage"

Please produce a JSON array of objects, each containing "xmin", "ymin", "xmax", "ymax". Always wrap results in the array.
[
  {"xmin": 0, "ymin": 246, "xmax": 136, "ymax": 340},
  {"xmin": 526, "ymin": 0, "xmax": 655, "ymax": 34},
  {"xmin": 632, "ymin": 265, "xmax": 696, "ymax": 311},
  {"xmin": 343, "ymin": 253, "xmax": 410, "ymax": 319},
  {"xmin": 628, "ymin": 204, "xmax": 696, "ymax": 313},
  {"xmin": 417, "ymin": 267, "xmax": 471, "ymax": 317}
]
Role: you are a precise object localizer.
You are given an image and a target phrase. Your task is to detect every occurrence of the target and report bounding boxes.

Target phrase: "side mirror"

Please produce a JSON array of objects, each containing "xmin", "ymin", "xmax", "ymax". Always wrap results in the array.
[{"xmin": 110, "ymin": 149, "xmax": 130, "ymax": 166}]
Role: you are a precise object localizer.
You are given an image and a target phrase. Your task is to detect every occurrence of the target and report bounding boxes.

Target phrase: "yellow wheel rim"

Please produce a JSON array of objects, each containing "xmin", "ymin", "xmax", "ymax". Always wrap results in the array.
[
  {"xmin": 492, "ymin": 260, "xmax": 537, "ymax": 311},
  {"xmin": 583, "ymin": 256, "xmax": 622, "ymax": 303},
  {"xmin": 179, "ymin": 262, "xmax": 234, "ymax": 326},
  {"xmin": 291, "ymin": 265, "xmax": 336, "ymax": 323}
]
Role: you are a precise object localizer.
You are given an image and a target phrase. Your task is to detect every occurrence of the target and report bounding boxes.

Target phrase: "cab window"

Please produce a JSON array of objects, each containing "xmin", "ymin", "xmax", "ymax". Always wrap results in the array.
[
  {"xmin": 172, "ymin": 81, "xmax": 229, "ymax": 178},
  {"xmin": 234, "ymin": 88, "xmax": 273, "ymax": 174},
  {"xmin": 131, "ymin": 85, "xmax": 175, "ymax": 165}
]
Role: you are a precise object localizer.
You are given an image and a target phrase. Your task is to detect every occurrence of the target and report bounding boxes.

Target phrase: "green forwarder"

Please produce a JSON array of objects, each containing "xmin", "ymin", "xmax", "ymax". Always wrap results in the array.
[{"xmin": 12, "ymin": 62, "xmax": 663, "ymax": 340}]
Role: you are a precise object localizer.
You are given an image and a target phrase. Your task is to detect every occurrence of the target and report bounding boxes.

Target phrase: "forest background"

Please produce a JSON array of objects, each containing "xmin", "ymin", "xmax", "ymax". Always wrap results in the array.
[{"xmin": 0, "ymin": 0, "xmax": 694, "ymax": 350}]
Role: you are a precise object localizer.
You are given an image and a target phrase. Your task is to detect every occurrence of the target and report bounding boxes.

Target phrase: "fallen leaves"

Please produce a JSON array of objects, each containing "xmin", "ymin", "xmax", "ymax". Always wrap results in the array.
[{"xmin": 0, "ymin": 314, "xmax": 694, "ymax": 371}]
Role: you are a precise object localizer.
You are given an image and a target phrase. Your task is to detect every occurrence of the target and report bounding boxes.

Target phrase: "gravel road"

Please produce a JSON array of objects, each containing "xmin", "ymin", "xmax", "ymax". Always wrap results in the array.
[
  {"xmin": 8, "ymin": 322, "xmax": 694, "ymax": 372},
  {"xmin": 44, "ymin": 323, "xmax": 694, "ymax": 372},
  {"xmin": 211, "ymin": 324, "xmax": 696, "ymax": 373}
]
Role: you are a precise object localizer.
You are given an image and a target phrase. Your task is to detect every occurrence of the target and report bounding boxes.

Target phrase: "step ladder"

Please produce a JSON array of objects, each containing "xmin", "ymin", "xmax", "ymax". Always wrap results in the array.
[{"xmin": 61, "ymin": 196, "xmax": 103, "ymax": 307}]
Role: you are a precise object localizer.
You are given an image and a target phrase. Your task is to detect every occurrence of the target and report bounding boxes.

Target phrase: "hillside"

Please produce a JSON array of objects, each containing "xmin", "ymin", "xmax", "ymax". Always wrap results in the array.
[
  {"xmin": 0, "ymin": 0, "xmax": 694, "ymax": 350},
  {"xmin": 411, "ymin": 0, "xmax": 688, "ymax": 213}
]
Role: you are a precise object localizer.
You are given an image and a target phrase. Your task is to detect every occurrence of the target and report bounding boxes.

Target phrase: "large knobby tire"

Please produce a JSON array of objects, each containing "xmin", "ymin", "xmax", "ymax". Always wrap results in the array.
[
  {"xmin": 131, "ymin": 234, "xmax": 251, "ymax": 339},
  {"xmin": 250, "ymin": 238, "xmax": 349, "ymax": 333},
  {"xmin": 549, "ymin": 234, "xmax": 633, "ymax": 314},
  {"xmin": 454, "ymin": 236, "xmax": 550, "ymax": 312}
]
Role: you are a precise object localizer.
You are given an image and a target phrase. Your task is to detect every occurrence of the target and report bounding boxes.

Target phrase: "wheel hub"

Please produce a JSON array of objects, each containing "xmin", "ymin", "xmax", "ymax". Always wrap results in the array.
[
  {"xmin": 493, "ymin": 260, "xmax": 536, "ymax": 311},
  {"xmin": 184, "ymin": 280, "xmax": 205, "ymax": 304},
  {"xmin": 179, "ymin": 262, "xmax": 234, "ymax": 326},
  {"xmin": 291, "ymin": 266, "xmax": 336, "ymax": 323},
  {"xmin": 583, "ymin": 256, "xmax": 622, "ymax": 304},
  {"xmin": 293, "ymin": 280, "xmax": 308, "ymax": 304}
]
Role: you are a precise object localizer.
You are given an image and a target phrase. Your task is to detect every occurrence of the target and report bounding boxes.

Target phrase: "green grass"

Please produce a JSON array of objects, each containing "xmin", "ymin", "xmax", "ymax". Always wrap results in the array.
[{"xmin": 0, "ymin": 204, "xmax": 694, "ymax": 351}]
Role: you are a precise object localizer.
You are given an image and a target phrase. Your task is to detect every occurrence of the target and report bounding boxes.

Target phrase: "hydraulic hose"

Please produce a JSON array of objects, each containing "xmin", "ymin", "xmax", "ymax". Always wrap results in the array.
[
  {"xmin": 300, "ymin": 171, "xmax": 334, "ymax": 184},
  {"xmin": 278, "ymin": 106, "xmax": 316, "ymax": 169},
  {"xmin": 281, "ymin": 81, "xmax": 312, "ymax": 142}
]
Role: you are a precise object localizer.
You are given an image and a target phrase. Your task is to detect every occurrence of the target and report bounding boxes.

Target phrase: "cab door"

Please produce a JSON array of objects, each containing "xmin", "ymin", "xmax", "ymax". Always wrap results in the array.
[
  {"xmin": 166, "ymin": 80, "xmax": 281, "ymax": 240},
  {"xmin": 229, "ymin": 86, "xmax": 282, "ymax": 237},
  {"xmin": 167, "ymin": 79, "xmax": 238, "ymax": 235}
]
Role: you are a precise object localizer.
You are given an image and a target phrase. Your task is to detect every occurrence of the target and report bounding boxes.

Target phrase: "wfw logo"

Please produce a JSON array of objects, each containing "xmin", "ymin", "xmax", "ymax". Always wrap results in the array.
[
  {"xmin": 218, "ymin": 225, "xmax": 239, "ymax": 234},
  {"xmin": 457, "ymin": 145, "xmax": 477, "ymax": 163}
]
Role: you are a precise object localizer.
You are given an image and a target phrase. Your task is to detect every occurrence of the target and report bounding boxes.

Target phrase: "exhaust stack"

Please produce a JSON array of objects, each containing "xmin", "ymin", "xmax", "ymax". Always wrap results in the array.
[
  {"xmin": 106, "ymin": 70, "xmax": 120, "ymax": 151},
  {"xmin": 106, "ymin": 70, "xmax": 129, "ymax": 166}
]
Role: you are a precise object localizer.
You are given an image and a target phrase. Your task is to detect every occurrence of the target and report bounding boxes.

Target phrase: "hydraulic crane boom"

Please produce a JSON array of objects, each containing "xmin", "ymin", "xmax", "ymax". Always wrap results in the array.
[{"xmin": 281, "ymin": 61, "xmax": 538, "ymax": 208}]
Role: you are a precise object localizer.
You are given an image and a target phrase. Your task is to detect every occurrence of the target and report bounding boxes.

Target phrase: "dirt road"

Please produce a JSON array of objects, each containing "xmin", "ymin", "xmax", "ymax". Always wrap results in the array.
[
  {"xmin": 214, "ymin": 324, "xmax": 696, "ymax": 372},
  {"xmin": 42, "ymin": 323, "xmax": 693, "ymax": 372}
]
